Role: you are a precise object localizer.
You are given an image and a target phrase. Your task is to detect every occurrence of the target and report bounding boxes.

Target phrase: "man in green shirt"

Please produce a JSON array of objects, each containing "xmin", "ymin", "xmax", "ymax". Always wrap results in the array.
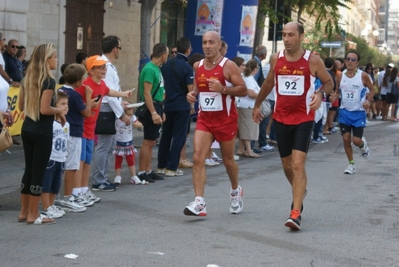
[{"xmin": 137, "ymin": 43, "xmax": 169, "ymax": 183}]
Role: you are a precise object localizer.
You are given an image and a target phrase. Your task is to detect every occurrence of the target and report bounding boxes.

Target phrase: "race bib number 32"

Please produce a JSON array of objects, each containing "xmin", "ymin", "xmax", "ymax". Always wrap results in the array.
[
  {"xmin": 199, "ymin": 92, "xmax": 223, "ymax": 111},
  {"xmin": 278, "ymin": 75, "xmax": 305, "ymax": 96}
]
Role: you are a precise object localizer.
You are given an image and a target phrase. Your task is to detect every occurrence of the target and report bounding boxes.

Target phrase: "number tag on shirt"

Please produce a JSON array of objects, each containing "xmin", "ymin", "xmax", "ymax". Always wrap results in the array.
[
  {"xmin": 199, "ymin": 92, "xmax": 223, "ymax": 111},
  {"xmin": 277, "ymin": 75, "xmax": 305, "ymax": 96},
  {"xmin": 341, "ymin": 89, "xmax": 359, "ymax": 102}
]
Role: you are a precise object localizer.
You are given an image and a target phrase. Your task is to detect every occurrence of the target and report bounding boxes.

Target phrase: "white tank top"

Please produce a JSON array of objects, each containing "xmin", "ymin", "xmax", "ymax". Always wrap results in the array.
[{"xmin": 340, "ymin": 69, "xmax": 367, "ymax": 111}]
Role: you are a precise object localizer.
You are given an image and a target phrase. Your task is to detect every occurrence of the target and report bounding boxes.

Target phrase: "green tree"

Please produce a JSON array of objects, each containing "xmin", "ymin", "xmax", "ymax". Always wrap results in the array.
[{"xmin": 255, "ymin": 0, "xmax": 352, "ymax": 50}]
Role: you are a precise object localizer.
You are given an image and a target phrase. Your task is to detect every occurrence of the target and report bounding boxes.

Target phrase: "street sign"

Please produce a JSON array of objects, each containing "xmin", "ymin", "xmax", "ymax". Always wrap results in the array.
[{"xmin": 320, "ymin": 41, "xmax": 342, "ymax": 48}]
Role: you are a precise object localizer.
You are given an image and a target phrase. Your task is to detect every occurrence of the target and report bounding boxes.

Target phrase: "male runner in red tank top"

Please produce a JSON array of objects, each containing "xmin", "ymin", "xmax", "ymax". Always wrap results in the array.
[
  {"xmin": 253, "ymin": 22, "xmax": 334, "ymax": 230},
  {"xmin": 184, "ymin": 31, "xmax": 247, "ymax": 217}
]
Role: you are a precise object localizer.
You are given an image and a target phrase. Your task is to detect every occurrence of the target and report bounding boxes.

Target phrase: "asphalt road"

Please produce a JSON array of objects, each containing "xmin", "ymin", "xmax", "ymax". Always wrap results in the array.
[{"xmin": 0, "ymin": 119, "xmax": 398, "ymax": 267}]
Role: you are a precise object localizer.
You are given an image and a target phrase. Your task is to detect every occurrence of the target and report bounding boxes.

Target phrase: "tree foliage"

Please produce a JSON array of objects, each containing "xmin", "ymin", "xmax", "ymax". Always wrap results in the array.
[{"xmin": 256, "ymin": 0, "xmax": 352, "ymax": 38}]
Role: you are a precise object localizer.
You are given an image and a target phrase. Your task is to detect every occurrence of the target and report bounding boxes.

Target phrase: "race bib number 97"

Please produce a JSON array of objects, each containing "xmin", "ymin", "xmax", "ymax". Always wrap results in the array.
[
  {"xmin": 199, "ymin": 92, "xmax": 223, "ymax": 111},
  {"xmin": 277, "ymin": 75, "xmax": 305, "ymax": 96}
]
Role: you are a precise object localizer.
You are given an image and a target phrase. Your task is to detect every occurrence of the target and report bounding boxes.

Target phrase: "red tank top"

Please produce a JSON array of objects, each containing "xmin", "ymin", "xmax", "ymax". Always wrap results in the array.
[
  {"xmin": 195, "ymin": 58, "xmax": 238, "ymax": 125},
  {"xmin": 273, "ymin": 50, "xmax": 316, "ymax": 125}
]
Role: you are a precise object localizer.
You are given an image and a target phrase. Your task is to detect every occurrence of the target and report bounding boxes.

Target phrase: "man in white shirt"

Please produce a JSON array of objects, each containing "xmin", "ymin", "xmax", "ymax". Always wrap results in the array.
[{"xmin": 91, "ymin": 35, "xmax": 131, "ymax": 191}]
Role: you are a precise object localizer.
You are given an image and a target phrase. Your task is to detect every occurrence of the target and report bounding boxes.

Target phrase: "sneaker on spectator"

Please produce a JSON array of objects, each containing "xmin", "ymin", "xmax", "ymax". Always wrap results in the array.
[
  {"xmin": 331, "ymin": 127, "xmax": 340, "ymax": 134},
  {"xmin": 184, "ymin": 199, "xmax": 207, "ymax": 216},
  {"xmin": 54, "ymin": 197, "xmax": 87, "ymax": 213},
  {"xmin": 148, "ymin": 171, "xmax": 164, "ymax": 181},
  {"xmin": 312, "ymin": 137, "xmax": 325, "ymax": 144},
  {"xmin": 74, "ymin": 194, "xmax": 94, "ymax": 207},
  {"xmin": 205, "ymin": 159, "xmax": 217, "ymax": 166},
  {"xmin": 252, "ymin": 148, "xmax": 262, "ymax": 154},
  {"xmin": 92, "ymin": 182, "xmax": 117, "ymax": 192},
  {"xmin": 130, "ymin": 175, "xmax": 142, "ymax": 184},
  {"xmin": 234, "ymin": 155, "xmax": 240, "ymax": 161},
  {"xmin": 85, "ymin": 190, "xmax": 101, "ymax": 203},
  {"xmin": 138, "ymin": 172, "xmax": 154, "ymax": 183},
  {"xmin": 157, "ymin": 168, "xmax": 166, "ymax": 175},
  {"xmin": 230, "ymin": 185, "xmax": 243, "ymax": 214},
  {"xmin": 320, "ymin": 136, "xmax": 328, "ymax": 142},
  {"xmin": 284, "ymin": 209, "xmax": 301, "ymax": 230},
  {"xmin": 260, "ymin": 144, "xmax": 275, "ymax": 151},
  {"xmin": 42, "ymin": 206, "xmax": 63, "ymax": 219},
  {"xmin": 360, "ymin": 137, "xmax": 370, "ymax": 159},
  {"xmin": 50, "ymin": 204, "xmax": 66, "ymax": 216},
  {"xmin": 344, "ymin": 164, "xmax": 356, "ymax": 174},
  {"xmin": 376, "ymin": 115, "xmax": 382, "ymax": 120},
  {"xmin": 165, "ymin": 169, "xmax": 184, "ymax": 177},
  {"xmin": 114, "ymin": 175, "xmax": 122, "ymax": 186},
  {"xmin": 211, "ymin": 152, "xmax": 223, "ymax": 162}
]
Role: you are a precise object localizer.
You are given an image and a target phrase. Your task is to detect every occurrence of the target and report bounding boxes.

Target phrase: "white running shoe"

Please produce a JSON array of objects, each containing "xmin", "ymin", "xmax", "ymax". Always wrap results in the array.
[
  {"xmin": 360, "ymin": 137, "xmax": 370, "ymax": 159},
  {"xmin": 230, "ymin": 185, "xmax": 243, "ymax": 214},
  {"xmin": 130, "ymin": 175, "xmax": 142, "ymax": 184},
  {"xmin": 84, "ymin": 190, "xmax": 101, "ymax": 203},
  {"xmin": 184, "ymin": 199, "xmax": 207, "ymax": 216},
  {"xmin": 73, "ymin": 194, "xmax": 94, "ymax": 207},
  {"xmin": 42, "ymin": 206, "xmax": 63, "ymax": 219},
  {"xmin": 50, "ymin": 204, "xmax": 65, "ymax": 216},
  {"xmin": 114, "ymin": 175, "xmax": 122, "ymax": 185},
  {"xmin": 54, "ymin": 197, "xmax": 87, "ymax": 213},
  {"xmin": 205, "ymin": 159, "xmax": 217, "ymax": 166},
  {"xmin": 344, "ymin": 164, "xmax": 356, "ymax": 174}
]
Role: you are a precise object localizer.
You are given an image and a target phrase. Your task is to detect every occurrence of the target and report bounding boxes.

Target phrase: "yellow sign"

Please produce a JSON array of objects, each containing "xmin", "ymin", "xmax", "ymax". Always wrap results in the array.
[{"xmin": 7, "ymin": 86, "xmax": 24, "ymax": 136}]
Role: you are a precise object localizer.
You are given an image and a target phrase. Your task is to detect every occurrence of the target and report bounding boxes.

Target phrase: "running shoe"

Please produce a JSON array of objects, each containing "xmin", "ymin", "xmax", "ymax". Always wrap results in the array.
[
  {"xmin": 50, "ymin": 204, "xmax": 66, "ymax": 216},
  {"xmin": 54, "ymin": 197, "xmax": 87, "ymax": 213},
  {"xmin": 230, "ymin": 185, "xmax": 243, "ymax": 214},
  {"xmin": 92, "ymin": 182, "xmax": 116, "ymax": 192},
  {"xmin": 147, "ymin": 171, "xmax": 164, "ymax": 181},
  {"xmin": 130, "ymin": 175, "xmax": 142, "ymax": 184},
  {"xmin": 114, "ymin": 175, "xmax": 122, "ymax": 186},
  {"xmin": 205, "ymin": 159, "xmax": 218, "ymax": 166},
  {"xmin": 360, "ymin": 137, "xmax": 370, "ymax": 159},
  {"xmin": 85, "ymin": 190, "xmax": 101, "ymax": 203},
  {"xmin": 184, "ymin": 199, "xmax": 207, "ymax": 216},
  {"xmin": 41, "ymin": 206, "xmax": 63, "ymax": 219},
  {"xmin": 285, "ymin": 209, "xmax": 301, "ymax": 230},
  {"xmin": 344, "ymin": 164, "xmax": 356, "ymax": 174},
  {"xmin": 138, "ymin": 172, "xmax": 154, "ymax": 183},
  {"xmin": 312, "ymin": 137, "xmax": 325, "ymax": 144},
  {"xmin": 211, "ymin": 152, "xmax": 223, "ymax": 162},
  {"xmin": 260, "ymin": 144, "xmax": 275, "ymax": 151},
  {"xmin": 74, "ymin": 194, "xmax": 95, "ymax": 207},
  {"xmin": 157, "ymin": 168, "xmax": 166, "ymax": 175}
]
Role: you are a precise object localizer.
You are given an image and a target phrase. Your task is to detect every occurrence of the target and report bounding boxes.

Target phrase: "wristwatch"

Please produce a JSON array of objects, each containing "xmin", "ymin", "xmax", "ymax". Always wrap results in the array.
[
  {"xmin": 318, "ymin": 90, "xmax": 326, "ymax": 98},
  {"xmin": 8, "ymin": 78, "xmax": 12, "ymax": 84}
]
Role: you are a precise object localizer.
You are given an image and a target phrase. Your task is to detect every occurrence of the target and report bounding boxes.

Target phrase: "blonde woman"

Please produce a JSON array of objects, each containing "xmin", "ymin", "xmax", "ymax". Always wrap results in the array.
[
  {"xmin": 236, "ymin": 59, "xmax": 260, "ymax": 158},
  {"xmin": 18, "ymin": 44, "xmax": 66, "ymax": 225}
]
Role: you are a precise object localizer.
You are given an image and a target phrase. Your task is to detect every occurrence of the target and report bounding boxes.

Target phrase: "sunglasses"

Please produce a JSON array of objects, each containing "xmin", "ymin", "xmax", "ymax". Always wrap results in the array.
[
  {"xmin": 57, "ymin": 89, "xmax": 68, "ymax": 96},
  {"xmin": 11, "ymin": 45, "xmax": 19, "ymax": 49},
  {"xmin": 116, "ymin": 46, "xmax": 122, "ymax": 51},
  {"xmin": 171, "ymin": 51, "xmax": 177, "ymax": 54},
  {"xmin": 346, "ymin": 57, "xmax": 357, "ymax": 62},
  {"xmin": 0, "ymin": 38, "xmax": 5, "ymax": 41}
]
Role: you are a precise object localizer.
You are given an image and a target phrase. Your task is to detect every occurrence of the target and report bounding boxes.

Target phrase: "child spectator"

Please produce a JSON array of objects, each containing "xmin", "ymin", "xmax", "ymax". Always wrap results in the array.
[
  {"xmin": 54, "ymin": 63, "xmax": 95, "ymax": 212},
  {"xmin": 75, "ymin": 55, "xmax": 133, "ymax": 193},
  {"xmin": 113, "ymin": 105, "xmax": 143, "ymax": 185},
  {"xmin": 40, "ymin": 90, "xmax": 70, "ymax": 219}
]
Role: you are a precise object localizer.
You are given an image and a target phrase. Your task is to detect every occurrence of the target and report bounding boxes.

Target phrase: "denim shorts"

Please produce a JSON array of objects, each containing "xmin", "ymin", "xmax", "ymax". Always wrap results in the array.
[
  {"xmin": 42, "ymin": 160, "xmax": 64, "ymax": 194},
  {"xmin": 80, "ymin": 138, "xmax": 94, "ymax": 164}
]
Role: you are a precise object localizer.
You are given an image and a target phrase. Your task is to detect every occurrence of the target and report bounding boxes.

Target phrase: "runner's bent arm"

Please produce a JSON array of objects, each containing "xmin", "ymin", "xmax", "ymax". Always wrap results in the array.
[
  {"xmin": 222, "ymin": 60, "xmax": 247, "ymax": 97},
  {"xmin": 254, "ymin": 53, "xmax": 277, "ymax": 109}
]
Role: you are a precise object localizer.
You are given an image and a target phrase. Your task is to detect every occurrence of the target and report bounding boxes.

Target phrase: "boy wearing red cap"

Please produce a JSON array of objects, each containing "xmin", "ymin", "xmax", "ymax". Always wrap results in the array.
[{"xmin": 75, "ymin": 55, "xmax": 132, "ymax": 202}]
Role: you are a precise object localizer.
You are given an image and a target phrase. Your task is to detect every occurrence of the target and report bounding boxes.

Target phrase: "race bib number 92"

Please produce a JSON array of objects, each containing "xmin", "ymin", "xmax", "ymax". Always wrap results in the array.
[{"xmin": 278, "ymin": 75, "xmax": 305, "ymax": 96}]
